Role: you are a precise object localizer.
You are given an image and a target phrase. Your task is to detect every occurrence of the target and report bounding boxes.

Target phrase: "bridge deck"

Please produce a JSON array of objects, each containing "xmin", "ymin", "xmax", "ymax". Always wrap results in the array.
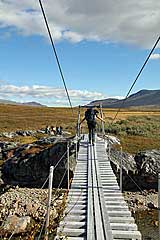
[{"xmin": 56, "ymin": 135, "xmax": 141, "ymax": 240}]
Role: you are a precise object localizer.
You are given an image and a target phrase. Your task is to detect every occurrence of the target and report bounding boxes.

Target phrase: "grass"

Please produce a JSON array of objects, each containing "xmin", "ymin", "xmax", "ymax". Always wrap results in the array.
[
  {"xmin": 0, "ymin": 105, "xmax": 77, "ymax": 132},
  {"xmin": 105, "ymin": 115, "xmax": 160, "ymax": 154},
  {"xmin": 115, "ymin": 136, "xmax": 160, "ymax": 154},
  {"xmin": 0, "ymin": 104, "xmax": 160, "ymax": 153}
]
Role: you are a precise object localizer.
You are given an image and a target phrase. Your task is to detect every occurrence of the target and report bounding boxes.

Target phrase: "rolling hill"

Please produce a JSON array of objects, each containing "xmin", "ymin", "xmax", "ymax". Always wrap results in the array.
[
  {"xmin": 0, "ymin": 99, "xmax": 45, "ymax": 107},
  {"xmin": 88, "ymin": 89, "xmax": 160, "ymax": 108}
]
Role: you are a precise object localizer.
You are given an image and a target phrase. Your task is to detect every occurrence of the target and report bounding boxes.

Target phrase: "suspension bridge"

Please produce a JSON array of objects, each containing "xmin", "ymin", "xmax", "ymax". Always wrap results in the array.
[
  {"xmin": 55, "ymin": 134, "xmax": 142, "ymax": 240},
  {"xmin": 37, "ymin": 1, "xmax": 159, "ymax": 239}
]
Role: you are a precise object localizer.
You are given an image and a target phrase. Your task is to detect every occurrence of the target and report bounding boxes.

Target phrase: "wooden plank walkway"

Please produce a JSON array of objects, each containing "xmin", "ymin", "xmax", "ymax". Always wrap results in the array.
[{"xmin": 55, "ymin": 135, "xmax": 142, "ymax": 240}]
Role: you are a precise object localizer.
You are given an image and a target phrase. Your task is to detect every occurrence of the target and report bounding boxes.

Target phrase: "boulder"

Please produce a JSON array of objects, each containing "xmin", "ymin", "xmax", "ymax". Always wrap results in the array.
[
  {"xmin": 0, "ymin": 187, "xmax": 65, "ymax": 237},
  {"xmin": 1, "ymin": 137, "xmax": 77, "ymax": 188},
  {"xmin": 110, "ymin": 148, "xmax": 137, "ymax": 173},
  {"xmin": 134, "ymin": 150, "xmax": 160, "ymax": 189},
  {"xmin": 1, "ymin": 215, "xmax": 31, "ymax": 234},
  {"xmin": 109, "ymin": 147, "xmax": 160, "ymax": 190},
  {"xmin": 110, "ymin": 148, "xmax": 138, "ymax": 190},
  {"xmin": 2, "ymin": 132, "xmax": 16, "ymax": 138}
]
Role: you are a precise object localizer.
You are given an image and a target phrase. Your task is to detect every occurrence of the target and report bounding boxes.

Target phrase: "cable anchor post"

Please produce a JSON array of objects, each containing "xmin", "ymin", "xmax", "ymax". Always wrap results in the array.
[
  {"xmin": 75, "ymin": 134, "xmax": 78, "ymax": 162},
  {"xmin": 158, "ymin": 172, "xmax": 160, "ymax": 237},
  {"xmin": 100, "ymin": 103, "xmax": 105, "ymax": 136},
  {"xmin": 77, "ymin": 105, "xmax": 81, "ymax": 138},
  {"xmin": 44, "ymin": 165, "xmax": 54, "ymax": 240},
  {"xmin": 67, "ymin": 142, "xmax": 70, "ymax": 191},
  {"xmin": 120, "ymin": 146, "xmax": 123, "ymax": 192},
  {"xmin": 108, "ymin": 141, "xmax": 111, "ymax": 160}
]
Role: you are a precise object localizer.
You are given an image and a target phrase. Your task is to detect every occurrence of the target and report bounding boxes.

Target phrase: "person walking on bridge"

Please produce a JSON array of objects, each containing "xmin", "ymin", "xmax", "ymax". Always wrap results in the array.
[{"xmin": 80, "ymin": 107, "xmax": 105, "ymax": 144}]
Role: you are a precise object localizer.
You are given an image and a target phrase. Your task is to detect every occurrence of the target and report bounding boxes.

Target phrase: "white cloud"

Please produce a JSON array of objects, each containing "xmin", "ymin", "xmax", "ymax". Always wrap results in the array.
[
  {"xmin": 63, "ymin": 31, "xmax": 83, "ymax": 43},
  {"xmin": 0, "ymin": 0, "xmax": 160, "ymax": 47},
  {"xmin": 150, "ymin": 53, "xmax": 160, "ymax": 59},
  {"xmin": 0, "ymin": 84, "xmax": 106, "ymax": 106}
]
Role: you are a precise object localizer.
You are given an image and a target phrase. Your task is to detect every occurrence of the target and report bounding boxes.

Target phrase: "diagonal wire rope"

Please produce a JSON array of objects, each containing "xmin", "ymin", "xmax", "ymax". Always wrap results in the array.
[
  {"xmin": 37, "ymin": 140, "xmax": 73, "ymax": 239},
  {"xmin": 37, "ymin": 219, "xmax": 45, "ymax": 240},
  {"xmin": 111, "ymin": 36, "xmax": 160, "ymax": 124},
  {"xmin": 124, "ymin": 168, "xmax": 158, "ymax": 210},
  {"xmin": 54, "ymin": 148, "xmax": 68, "ymax": 169},
  {"xmin": 37, "ymin": 169, "xmax": 67, "ymax": 240},
  {"xmin": 41, "ymin": 174, "xmax": 50, "ymax": 189},
  {"xmin": 38, "ymin": 0, "xmax": 74, "ymax": 115},
  {"xmin": 37, "ymin": 169, "xmax": 68, "ymax": 240}
]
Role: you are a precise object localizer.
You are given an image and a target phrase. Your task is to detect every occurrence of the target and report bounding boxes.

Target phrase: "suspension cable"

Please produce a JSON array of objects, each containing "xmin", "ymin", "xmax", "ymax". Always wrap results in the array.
[
  {"xmin": 111, "ymin": 36, "xmax": 160, "ymax": 124},
  {"xmin": 38, "ymin": 0, "xmax": 73, "ymax": 114}
]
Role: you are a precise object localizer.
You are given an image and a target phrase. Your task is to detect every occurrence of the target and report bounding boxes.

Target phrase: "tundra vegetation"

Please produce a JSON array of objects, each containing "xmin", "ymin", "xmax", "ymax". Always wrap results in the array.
[
  {"xmin": 104, "ymin": 115, "xmax": 160, "ymax": 154},
  {"xmin": 0, "ymin": 104, "xmax": 159, "ymax": 239},
  {"xmin": 0, "ymin": 104, "xmax": 160, "ymax": 154}
]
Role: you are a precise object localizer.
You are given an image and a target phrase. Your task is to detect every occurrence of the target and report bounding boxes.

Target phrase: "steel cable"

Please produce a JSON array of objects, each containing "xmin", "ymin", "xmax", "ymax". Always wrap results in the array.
[
  {"xmin": 37, "ymin": 139, "xmax": 74, "ymax": 239},
  {"xmin": 38, "ymin": 0, "xmax": 73, "ymax": 114},
  {"xmin": 111, "ymin": 36, "xmax": 160, "ymax": 124}
]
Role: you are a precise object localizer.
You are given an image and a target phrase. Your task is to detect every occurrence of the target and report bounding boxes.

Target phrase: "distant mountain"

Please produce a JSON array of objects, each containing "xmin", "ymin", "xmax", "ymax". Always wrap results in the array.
[
  {"xmin": 22, "ymin": 101, "xmax": 46, "ymax": 107},
  {"xmin": 88, "ymin": 89, "xmax": 160, "ymax": 108},
  {"xmin": 0, "ymin": 99, "xmax": 46, "ymax": 107},
  {"xmin": 87, "ymin": 98, "xmax": 120, "ymax": 106},
  {"xmin": 0, "ymin": 99, "xmax": 17, "ymax": 105}
]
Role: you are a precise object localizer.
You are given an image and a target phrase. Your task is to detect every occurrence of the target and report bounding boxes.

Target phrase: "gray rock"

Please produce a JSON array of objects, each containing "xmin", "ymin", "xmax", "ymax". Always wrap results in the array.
[
  {"xmin": 2, "ymin": 215, "xmax": 31, "ymax": 234},
  {"xmin": 147, "ymin": 202, "xmax": 156, "ymax": 209},
  {"xmin": 1, "ymin": 138, "xmax": 76, "ymax": 188},
  {"xmin": 110, "ymin": 148, "xmax": 136, "ymax": 173},
  {"xmin": 2, "ymin": 132, "xmax": 16, "ymax": 138},
  {"xmin": 110, "ymin": 147, "xmax": 160, "ymax": 190},
  {"xmin": 134, "ymin": 150, "xmax": 160, "ymax": 189},
  {"xmin": 109, "ymin": 148, "xmax": 138, "ymax": 190},
  {"xmin": 135, "ymin": 150, "xmax": 160, "ymax": 177}
]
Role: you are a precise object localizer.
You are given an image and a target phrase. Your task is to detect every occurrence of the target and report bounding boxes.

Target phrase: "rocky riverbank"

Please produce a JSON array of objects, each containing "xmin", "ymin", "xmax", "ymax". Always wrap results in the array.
[
  {"xmin": 105, "ymin": 135, "xmax": 159, "ymax": 240},
  {"xmin": 123, "ymin": 191, "xmax": 159, "ymax": 240},
  {"xmin": 1, "ymin": 135, "xmax": 77, "ymax": 188},
  {"xmin": 123, "ymin": 190, "xmax": 158, "ymax": 212},
  {"xmin": 0, "ymin": 186, "xmax": 67, "ymax": 238},
  {"xmin": 101, "ymin": 135, "xmax": 159, "ymax": 212},
  {"xmin": 0, "ymin": 133, "xmax": 159, "ymax": 239},
  {"xmin": 0, "ymin": 132, "xmax": 77, "ymax": 238},
  {"xmin": 104, "ymin": 135, "xmax": 160, "ymax": 191}
]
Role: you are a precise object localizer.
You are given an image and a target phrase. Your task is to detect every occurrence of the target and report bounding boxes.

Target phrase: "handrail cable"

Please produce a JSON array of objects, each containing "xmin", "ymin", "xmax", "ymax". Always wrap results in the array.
[
  {"xmin": 37, "ymin": 169, "xmax": 68, "ymax": 240},
  {"xmin": 38, "ymin": 139, "xmax": 75, "ymax": 239},
  {"xmin": 54, "ymin": 148, "xmax": 68, "ymax": 169},
  {"xmin": 124, "ymin": 165, "xmax": 157, "ymax": 210},
  {"xmin": 38, "ymin": 0, "xmax": 73, "ymax": 114},
  {"xmin": 77, "ymin": 105, "xmax": 81, "ymax": 137},
  {"xmin": 37, "ymin": 170, "xmax": 68, "ymax": 239},
  {"xmin": 111, "ymin": 36, "xmax": 160, "ymax": 124}
]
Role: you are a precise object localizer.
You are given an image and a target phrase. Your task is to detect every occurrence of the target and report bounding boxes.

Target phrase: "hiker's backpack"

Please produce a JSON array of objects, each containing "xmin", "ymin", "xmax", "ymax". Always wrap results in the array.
[{"xmin": 85, "ymin": 108, "xmax": 96, "ymax": 123}]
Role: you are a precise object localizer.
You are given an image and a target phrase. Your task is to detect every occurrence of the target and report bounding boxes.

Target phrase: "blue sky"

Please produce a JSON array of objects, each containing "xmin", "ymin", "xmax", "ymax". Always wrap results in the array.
[{"xmin": 0, "ymin": 0, "xmax": 160, "ymax": 106}]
